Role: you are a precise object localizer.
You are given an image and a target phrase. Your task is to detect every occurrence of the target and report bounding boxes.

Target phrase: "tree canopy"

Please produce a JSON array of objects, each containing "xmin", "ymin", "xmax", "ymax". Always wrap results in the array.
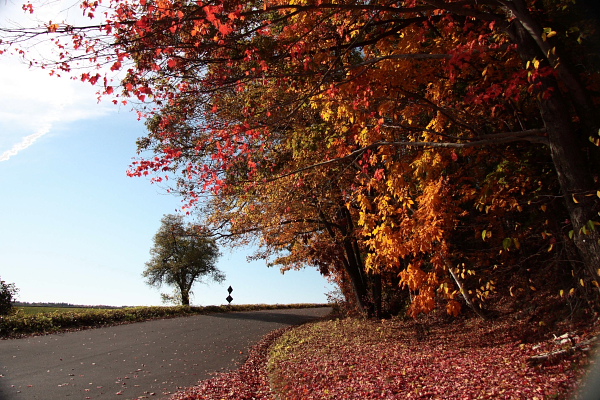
[
  {"xmin": 3, "ymin": 0, "xmax": 599, "ymax": 317},
  {"xmin": 143, "ymin": 214, "xmax": 224, "ymax": 306}
]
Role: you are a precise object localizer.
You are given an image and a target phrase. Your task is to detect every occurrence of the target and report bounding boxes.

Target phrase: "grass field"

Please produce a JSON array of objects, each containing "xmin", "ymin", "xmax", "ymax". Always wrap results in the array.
[{"xmin": 16, "ymin": 306, "xmax": 115, "ymax": 315}]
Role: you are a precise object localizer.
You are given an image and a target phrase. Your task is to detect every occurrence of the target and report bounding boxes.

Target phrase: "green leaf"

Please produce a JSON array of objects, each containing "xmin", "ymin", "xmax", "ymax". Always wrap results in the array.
[{"xmin": 587, "ymin": 220, "xmax": 597, "ymax": 232}]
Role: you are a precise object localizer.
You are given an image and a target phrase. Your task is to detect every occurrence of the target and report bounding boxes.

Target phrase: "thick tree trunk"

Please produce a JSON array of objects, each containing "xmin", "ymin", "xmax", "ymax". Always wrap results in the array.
[
  {"xmin": 506, "ymin": 7, "xmax": 600, "ymax": 285},
  {"xmin": 319, "ymin": 207, "xmax": 371, "ymax": 314},
  {"xmin": 341, "ymin": 236, "xmax": 371, "ymax": 314},
  {"xmin": 181, "ymin": 290, "xmax": 190, "ymax": 306},
  {"xmin": 341, "ymin": 206, "xmax": 374, "ymax": 316},
  {"xmin": 538, "ymin": 86, "xmax": 600, "ymax": 282}
]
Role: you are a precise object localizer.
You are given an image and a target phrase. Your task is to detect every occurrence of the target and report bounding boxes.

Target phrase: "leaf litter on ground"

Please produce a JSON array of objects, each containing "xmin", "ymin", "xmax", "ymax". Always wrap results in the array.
[{"xmin": 169, "ymin": 313, "xmax": 597, "ymax": 400}]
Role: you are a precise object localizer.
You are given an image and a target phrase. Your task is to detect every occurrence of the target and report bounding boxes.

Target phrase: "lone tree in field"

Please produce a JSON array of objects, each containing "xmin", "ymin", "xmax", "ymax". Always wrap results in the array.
[
  {"xmin": 143, "ymin": 214, "xmax": 224, "ymax": 306},
  {"xmin": 0, "ymin": 278, "xmax": 18, "ymax": 316}
]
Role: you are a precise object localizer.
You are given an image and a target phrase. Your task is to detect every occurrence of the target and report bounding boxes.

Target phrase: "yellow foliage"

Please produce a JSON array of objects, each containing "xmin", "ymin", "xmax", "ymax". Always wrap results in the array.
[
  {"xmin": 446, "ymin": 300, "xmax": 462, "ymax": 317},
  {"xmin": 400, "ymin": 264, "xmax": 427, "ymax": 292}
]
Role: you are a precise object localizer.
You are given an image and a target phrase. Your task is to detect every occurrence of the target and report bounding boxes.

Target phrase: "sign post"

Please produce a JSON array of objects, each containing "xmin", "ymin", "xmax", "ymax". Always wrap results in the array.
[{"xmin": 226, "ymin": 286, "xmax": 233, "ymax": 305}]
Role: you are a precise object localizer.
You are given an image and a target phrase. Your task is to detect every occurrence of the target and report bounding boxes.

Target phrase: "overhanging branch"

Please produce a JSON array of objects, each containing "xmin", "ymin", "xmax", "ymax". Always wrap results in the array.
[{"xmin": 266, "ymin": 128, "xmax": 548, "ymax": 182}]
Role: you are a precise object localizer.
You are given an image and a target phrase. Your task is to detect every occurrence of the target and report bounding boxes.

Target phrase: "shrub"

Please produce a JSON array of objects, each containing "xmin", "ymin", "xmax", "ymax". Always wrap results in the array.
[{"xmin": 0, "ymin": 278, "xmax": 18, "ymax": 316}]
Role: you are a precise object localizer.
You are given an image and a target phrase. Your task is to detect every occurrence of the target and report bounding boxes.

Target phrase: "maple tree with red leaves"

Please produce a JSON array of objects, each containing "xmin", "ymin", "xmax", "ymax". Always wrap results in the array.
[{"xmin": 2, "ymin": 0, "xmax": 600, "ymax": 317}]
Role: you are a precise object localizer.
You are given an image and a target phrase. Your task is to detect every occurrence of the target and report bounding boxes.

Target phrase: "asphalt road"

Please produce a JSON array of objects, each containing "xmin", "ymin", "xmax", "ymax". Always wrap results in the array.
[{"xmin": 0, "ymin": 307, "xmax": 331, "ymax": 400}]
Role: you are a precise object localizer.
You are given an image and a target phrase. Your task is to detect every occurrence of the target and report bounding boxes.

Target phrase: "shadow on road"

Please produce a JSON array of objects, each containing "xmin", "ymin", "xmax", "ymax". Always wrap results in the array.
[{"xmin": 209, "ymin": 308, "xmax": 331, "ymax": 325}]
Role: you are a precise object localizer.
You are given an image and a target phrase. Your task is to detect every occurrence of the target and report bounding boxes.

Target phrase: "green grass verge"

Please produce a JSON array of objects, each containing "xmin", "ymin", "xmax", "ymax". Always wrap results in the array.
[
  {"xmin": 0, "ymin": 303, "xmax": 327, "ymax": 339},
  {"xmin": 17, "ymin": 306, "xmax": 114, "ymax": 315}
]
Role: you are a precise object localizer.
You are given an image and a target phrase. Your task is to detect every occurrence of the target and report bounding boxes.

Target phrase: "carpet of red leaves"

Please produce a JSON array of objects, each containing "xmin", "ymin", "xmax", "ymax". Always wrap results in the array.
[{"xmin": 169, "ymin": 312, "xmax": 597, "ymax": 400}]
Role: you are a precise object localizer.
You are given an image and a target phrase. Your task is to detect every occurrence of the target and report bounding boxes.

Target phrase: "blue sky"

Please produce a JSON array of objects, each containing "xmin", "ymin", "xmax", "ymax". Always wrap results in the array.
[{"xmin": 0, "ymin": 2, "xmax": 335, "ymax": 307}]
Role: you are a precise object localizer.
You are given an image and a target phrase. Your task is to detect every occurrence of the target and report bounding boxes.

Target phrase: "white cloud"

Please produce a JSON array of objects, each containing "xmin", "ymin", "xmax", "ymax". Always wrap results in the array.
[
  {"xmin": 0, "ymin": 58, "xmax": 114, "ymax": 161},
  {"xmin": 0, "ymin": 123, "xmax": 52, "ymax": 161},
  {"xmin": 0, "ymin": 1, "xmax": 118, "ymax": 161}
]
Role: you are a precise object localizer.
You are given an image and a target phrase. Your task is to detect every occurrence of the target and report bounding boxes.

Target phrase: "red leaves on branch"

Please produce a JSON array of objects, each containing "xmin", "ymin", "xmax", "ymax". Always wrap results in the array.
[
  {"xmin": 110, "ymin": 61, "xmax": 122, "ymax": 71},
  {"xmin": 22, "ymin": 2, "xmax": 34, "ymax": 13},
  {"xmin": 88, "ymin": 73, "xmax": 101, "ymax": 85}
]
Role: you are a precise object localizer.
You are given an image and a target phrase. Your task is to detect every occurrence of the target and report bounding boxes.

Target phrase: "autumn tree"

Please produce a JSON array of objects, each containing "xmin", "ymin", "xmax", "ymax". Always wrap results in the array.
[
  {"xmin": 3, "ymin": 0, "xmax": 599, "ymax": 316},
  {"xmin": 143, "ymin": 214, "xmax": 224, "ymax": 306},
  {"xmin": 126, "ymin": 0, "xmax": 598, "ymax": 315}
]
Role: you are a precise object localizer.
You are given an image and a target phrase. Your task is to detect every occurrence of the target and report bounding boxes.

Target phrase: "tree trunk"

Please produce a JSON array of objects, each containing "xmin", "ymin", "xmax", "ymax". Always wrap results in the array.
[
  {"xmin": 504, "ymin": 0, "xmax": 600, "ymax": 140},
  {"xmin": 341, "ymin": 236, "xmax": 371, "ymax": 314},
  {"xmin": 538, "ymin": 85, "xmax": 600, "ymax": 283},
  {"xmin": 448, "ymin": 266, "xmax": 488, "ymax": 319},
  {"xmin": 318, "ymin": 207, "xmax": 371, "ymax": 314},
  {"xmin": 371, "ymin": 273, "xmax": 383, "ymax": 319},
  {"xmin": 506, "ymin": 9, "xmax": 600, "ymax": 285},
  {"xmin": 341, "ymin": 206, "xmax": 373, "ymax": 315},
  {"xmin": 181, "ymin": 290, "xmax": 190, "ymax": 306}
]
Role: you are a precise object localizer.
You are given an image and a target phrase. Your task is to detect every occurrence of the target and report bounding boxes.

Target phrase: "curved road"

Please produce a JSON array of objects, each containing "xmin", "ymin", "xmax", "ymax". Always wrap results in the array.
[{"xmin": 0, "ymin": 307, "xmax": 330, "ymax": 400}]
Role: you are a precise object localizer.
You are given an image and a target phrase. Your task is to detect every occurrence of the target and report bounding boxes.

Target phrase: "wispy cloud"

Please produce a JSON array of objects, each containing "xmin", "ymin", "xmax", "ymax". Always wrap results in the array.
[
  {"xmin": 0, "ymin": 57, "xmax": 114, "ymax": 162},
  {"xmin": 0, "ymin": 124, "xmax": 52, "ymax": 162},
  {"xmin": 0, "ymin": 3, "xmax": 117, "ymax": 162}
]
